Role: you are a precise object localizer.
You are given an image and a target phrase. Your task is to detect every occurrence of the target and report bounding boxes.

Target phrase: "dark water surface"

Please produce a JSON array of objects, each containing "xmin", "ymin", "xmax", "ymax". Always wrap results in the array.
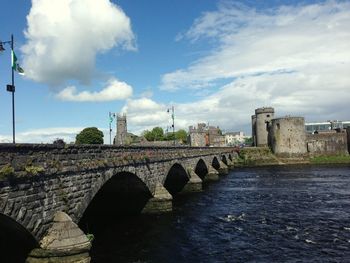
[{"xmin": 90, "ymin": 165, "xmax": 350, "ymax": 263}]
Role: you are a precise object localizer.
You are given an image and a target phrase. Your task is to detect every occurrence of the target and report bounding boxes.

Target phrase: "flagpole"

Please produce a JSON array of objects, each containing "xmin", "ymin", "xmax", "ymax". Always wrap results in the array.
[{"xmin": 11, "ymin": 34, "xmax": 15, "ymax": 144}]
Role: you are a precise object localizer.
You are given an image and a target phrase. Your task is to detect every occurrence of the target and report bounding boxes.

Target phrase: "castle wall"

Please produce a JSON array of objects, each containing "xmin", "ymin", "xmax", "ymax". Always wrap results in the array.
[
  {"xmin": 255, "ymin": 107, "xmax": 274, "ymax": 147},
  {"xmin": 347, "ymin": 127, "xmax": 350, "ymax": 154},
  {"xmin": 251, "ymin": 115, "xmax": 256, "ymax": 146},
  {"xmin": 306, "ymin": 132, "xmax": 348, "ymax": 156},
  {"xmin": 269, "ymin": 117, "xmax": 307, "ymax": 157}
]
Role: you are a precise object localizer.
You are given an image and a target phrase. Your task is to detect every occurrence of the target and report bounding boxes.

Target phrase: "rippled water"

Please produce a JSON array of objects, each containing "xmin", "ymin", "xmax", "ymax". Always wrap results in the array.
[{"xmin": 90, "ymin": 165, "xmax": 350, "ymax": 263}]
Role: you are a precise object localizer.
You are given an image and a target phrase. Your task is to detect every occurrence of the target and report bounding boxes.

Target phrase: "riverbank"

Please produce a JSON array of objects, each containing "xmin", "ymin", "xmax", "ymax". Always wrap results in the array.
[{"xmin": 235, "ymin": 147, "xmax": 350, "ymax": 167}]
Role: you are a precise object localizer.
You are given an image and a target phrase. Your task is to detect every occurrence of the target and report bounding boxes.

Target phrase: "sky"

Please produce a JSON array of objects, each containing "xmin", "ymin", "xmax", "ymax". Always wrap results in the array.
[{"xmin": 0, "ymin": 0, "xmax": 349, "ymax": 144}]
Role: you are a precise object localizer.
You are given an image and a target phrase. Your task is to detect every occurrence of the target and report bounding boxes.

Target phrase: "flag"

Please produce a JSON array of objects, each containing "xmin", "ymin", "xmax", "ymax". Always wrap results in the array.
[{"xmin": 11, "ymin": 50, "xmax": 25, "ymax": 75}]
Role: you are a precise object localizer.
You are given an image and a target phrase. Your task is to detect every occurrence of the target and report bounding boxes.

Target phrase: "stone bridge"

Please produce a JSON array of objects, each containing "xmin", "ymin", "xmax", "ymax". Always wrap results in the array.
[{"xmin": 0, "ymin": 144, "xmax": 236, "ymax": 262}]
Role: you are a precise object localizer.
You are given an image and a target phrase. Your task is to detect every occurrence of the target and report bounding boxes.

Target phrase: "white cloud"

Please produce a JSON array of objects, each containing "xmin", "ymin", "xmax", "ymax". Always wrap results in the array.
[
  {"xmin": 22, "ymin": 0, "xmax": 136, "ymax": 86},
  {"xmin": 160, "ymin": 1, "xmax": 350, "ymax": 125},
  {"xmin": 0, "ymin": 127, "xmax": 83, "ymax": 143},
  {"xmin": 56, "ymin": 78, "xmax": 133, "ymax": 102},
  {"xmin": 0, "ymin": 127, "xmax": 115, "ymax": 144}
]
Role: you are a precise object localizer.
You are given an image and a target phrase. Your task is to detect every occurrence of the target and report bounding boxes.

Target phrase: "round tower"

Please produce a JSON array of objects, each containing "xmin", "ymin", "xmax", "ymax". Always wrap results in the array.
[
  {"xmin": 255, "ymin": 107, "xmax": 274, "ymax": 147},
  {"xmin": 251, "ymin": 115, "xmax": 257, "ymax": 146},
  {"xmin": 269, "ymin": 117, "xmax": 307, "ymax": 156}
]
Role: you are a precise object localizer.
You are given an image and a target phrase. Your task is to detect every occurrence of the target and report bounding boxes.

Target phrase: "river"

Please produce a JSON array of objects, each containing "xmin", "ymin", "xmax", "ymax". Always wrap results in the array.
[{"xmin": 89, "ymin": 165, "xmax": 350, "ymax": 262}]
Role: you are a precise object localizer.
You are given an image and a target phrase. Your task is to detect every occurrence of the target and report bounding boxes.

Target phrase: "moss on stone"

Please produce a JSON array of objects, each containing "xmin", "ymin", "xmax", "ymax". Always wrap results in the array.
[
  {"xmin": 25, "ymin": 165, "xmax": 45, "ymax": 176},
  {"xmin": 0, "ymin": 164, "xmax": 15, "ymax": 179}
]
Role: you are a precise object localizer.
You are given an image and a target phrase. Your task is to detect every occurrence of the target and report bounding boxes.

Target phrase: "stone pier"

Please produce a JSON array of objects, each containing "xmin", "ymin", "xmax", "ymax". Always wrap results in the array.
[
  {"xmin": 142, "ymin": 183, "xmax": 173, "ymax": 214},
  {"xmin": 205, "ymin": 166, "xmax": 220, "ymax": 182},
  {"xmin": 26, "ymin": 212, "xmax": 91, "ymax": 263},
  {"xmin": 218, "ymin": 161, "xmax": 229, "ymax": 175},
  {"xmin": 181, "ymin": 168, "xmax": 203, "ymax": 193}
]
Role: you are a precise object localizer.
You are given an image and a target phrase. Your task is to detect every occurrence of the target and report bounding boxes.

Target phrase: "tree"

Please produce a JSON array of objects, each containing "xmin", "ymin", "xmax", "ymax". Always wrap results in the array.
[
  {"xmin": 176, "ymin": 129, "xmax": 188, "ymax": 143},
  {"xmin": 143, "ymin": 127, "xmax": 164, "ymax": 141},
  {"xmin": 75, "ymin": 127, "xmax": 104, "ymax": 144},
  {"xmin": 244, "ymin": 137, "xmax": 253, "ymax": 146}
]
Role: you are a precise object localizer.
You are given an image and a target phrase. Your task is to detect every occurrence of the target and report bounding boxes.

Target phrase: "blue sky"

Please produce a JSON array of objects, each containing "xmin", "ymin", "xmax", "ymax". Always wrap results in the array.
[{"xmin": 0, "ymin": 0, "xmax": 349, "ymax": 143}]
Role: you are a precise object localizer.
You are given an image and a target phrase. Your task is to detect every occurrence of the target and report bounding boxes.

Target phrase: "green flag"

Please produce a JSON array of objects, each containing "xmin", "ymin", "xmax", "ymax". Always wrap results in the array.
[{"xmin": 11, "ymin": 50, "xmax": 25, "ymax": 75}]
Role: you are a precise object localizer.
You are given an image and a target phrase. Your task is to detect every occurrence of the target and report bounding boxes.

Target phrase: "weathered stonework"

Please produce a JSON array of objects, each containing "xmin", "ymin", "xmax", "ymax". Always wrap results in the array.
[
  {"xmin": 26, "ymin": 211, "xmax": 91, "ymax": 263},
  {"xmin": 142, "ymin": 183, "xmax": 172, "ymax": 214},
  {"xmin": 181, "ymin": 168, "xmax": 202, "ymax": 193},
  {"xmin": 205, "ymin": 166, "xmax": 220, "ymax": 182},
  {"xmin": 218, "ymin": 161, "xmax": 229, "ymax": 175}
]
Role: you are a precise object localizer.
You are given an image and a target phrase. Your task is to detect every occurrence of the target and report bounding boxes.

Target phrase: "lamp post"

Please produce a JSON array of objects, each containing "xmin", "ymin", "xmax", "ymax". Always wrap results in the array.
[
  {"xmin": 0, "ymin": 34, "xmax": 16, "ymax": 143},
  {"xmin": 109, "ymin": 112, "xmax": 116, "ymax": 145},
  {"xmin": 167, "ymin": 106, "xmax": 175, "ymax": 146}
]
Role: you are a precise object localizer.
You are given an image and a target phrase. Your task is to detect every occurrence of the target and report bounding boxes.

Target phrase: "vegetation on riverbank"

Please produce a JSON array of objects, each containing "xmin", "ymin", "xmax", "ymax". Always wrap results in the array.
[
  {"xmin": 310, "ymin": 155, "xmax": 350, "ymax": 164},
  {"xmin": 235, "ymin": 147, "xmax": 281, "ymax": 167}
]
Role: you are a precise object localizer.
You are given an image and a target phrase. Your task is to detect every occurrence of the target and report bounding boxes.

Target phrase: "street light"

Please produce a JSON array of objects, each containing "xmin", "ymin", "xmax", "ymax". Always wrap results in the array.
[
  {"xmin": 108, "ymin": 112, "xmax": 116, "ymax": 145},
  {"xmin": 167, "ymin": 106, "xmax": 175, "ymax": 146},
  {"xmin": 0, "ymin": 34, "xmax": 16, "ymax": 144}
]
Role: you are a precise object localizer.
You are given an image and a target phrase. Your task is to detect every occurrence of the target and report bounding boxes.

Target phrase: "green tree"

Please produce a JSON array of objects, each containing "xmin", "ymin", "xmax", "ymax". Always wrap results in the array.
[
  {"xmin": 142, "ymin": 127, "xmax": 165, "ymax": 141},
  {"xmin": 75, "ymin": 127, "xmax": 104, "ymax": 144},
  {"xmin": 244, "ymin": 137, "xmax": 253, "ymax": 146},
  {"xmin": 152, "ymin": 127, "xmax": 164, "ymax": 141},
  {"xmin": 176, "ymin": 129, "xmax": 188, "ymax": 143}
]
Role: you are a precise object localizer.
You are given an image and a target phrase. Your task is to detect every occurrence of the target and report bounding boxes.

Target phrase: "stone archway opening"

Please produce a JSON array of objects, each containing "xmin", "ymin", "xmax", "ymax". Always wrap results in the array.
[
  {"xmin": 222, "ymin": 155, "xmax": 228, "ymax": 166},
  {"xmin": 0, "ymin": 213, "xmax": 38, "ymax": 262},
  {"xmin": 212, "ymin": 157, "xmax": 220, "ymax": 171},
  {"xmin": 79, "ymin": 172, "xmax": 152, "ymax": 232},
  {"xmin": 164, "ymin": 163, "xmax": 189, "ymax": 196},
  {"xmin": 195, "ymin": 159, "xmax": 208, "ymax": 180},
  {"xmin": 228, "ymin": 154, "xmax": 233, "ymax": 161}
]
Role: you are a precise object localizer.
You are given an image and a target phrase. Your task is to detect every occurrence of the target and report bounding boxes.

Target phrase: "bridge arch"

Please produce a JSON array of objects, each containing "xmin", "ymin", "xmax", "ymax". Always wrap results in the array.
[
  {"xmin": 228, "ymin": 153, "xmax": 233, "ymax": 161},
  {"xmin": 221, "ymin": 155, "xmax": 228, "ymax": 166},
  {"xmin": 164, "ymin": 163, "xmax": 189, "ymax": 196},
  {"xmin": 195, "ymin": 159, "xmax": 208, "ymax": 180},
  {"xmin": 212, "ymin": 156, "xmax": 221, "ymax": 171},
  {"xmin": 0, "ymin": 213, "xmax": 38, "ymax": 262},
  {"xmin": 79, "ymin": 171, "xmax": 152, "ymax": 231}
]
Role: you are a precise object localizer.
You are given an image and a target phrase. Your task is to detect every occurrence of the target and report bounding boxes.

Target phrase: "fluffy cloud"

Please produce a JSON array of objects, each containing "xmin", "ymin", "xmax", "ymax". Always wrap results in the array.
[
  {"xmin": 160, "ymin": 1, "xmax": 350, "ymax": 125},
  {"xmin": 22, "ymin": 0, "xmax": 136, "ymax": 86},
  {"xmin": 56, "ymin": 78, "xmax": 133, "ymax": 102},
  {"xmin": 0, "ymin": 127, "xmax": 115, "ymax": 144},
  {"xmin": 0, "ymin": 127, "xmax": 83, "ymax": 143}
]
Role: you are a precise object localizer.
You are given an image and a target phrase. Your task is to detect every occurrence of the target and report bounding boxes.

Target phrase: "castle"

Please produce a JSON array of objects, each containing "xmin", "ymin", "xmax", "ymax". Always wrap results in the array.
[{"xmin": 251, "ymin": 107, "xmax": 349, "ymax": 157}]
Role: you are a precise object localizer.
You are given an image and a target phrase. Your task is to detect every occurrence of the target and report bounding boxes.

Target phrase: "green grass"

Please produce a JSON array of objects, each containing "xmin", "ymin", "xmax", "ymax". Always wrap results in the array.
[{"xmin": 310, "ymin": 155, "xmax": 350, "ymax": 164}]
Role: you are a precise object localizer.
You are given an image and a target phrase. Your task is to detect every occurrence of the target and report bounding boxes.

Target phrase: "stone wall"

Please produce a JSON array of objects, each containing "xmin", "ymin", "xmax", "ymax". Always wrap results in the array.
[
  {"xmin": 307, "ymin": 132, "xmax": 348, "ymax": 156},
  {"xmin": 347, "ymin": 127, "xmax": 350, "ymax": 154}
]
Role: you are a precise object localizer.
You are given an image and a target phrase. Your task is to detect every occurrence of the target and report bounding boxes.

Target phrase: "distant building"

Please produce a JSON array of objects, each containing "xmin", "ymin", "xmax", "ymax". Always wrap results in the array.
[
  {"xmin": 188, "ymin": 123, "xmax": 207, "ymax": 147},
  {"xmin": 305, "ymin": 120, "xmax": 350, "ymax": 134},
  {"xmin": 188, "ymin": 123, "xmax": 225, "ymax": 147},
  {"xmin": 225, "ymin": 131, "xmax": 246, "ymax": 146},
  {"xmin": 115, "ymin": 113, "xmax": 127, "ymax": 145}
]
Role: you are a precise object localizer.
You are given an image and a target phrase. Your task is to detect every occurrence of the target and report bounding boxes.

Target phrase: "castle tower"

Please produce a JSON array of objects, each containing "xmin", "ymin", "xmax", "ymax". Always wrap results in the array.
[
  {"xmin": 269, "ymin": 117, "xmax": 307, "ymax": 156},
  {"xmin": 255, "ymin": 107, "xmax": 274, "ymax": 147},
  {"xmin": 251, "ymin": 115, "xmax": 257, "ymax": 146},
  {"xmin": 115, "ymin": 113, "xmax": 127, "ymax": 145}
]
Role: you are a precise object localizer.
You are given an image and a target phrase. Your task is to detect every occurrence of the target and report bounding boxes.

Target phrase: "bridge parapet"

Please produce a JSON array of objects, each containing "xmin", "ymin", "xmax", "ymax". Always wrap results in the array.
[{"xmin": 0, "ymin": 144, "xmax": 234, "ymax": 180}]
